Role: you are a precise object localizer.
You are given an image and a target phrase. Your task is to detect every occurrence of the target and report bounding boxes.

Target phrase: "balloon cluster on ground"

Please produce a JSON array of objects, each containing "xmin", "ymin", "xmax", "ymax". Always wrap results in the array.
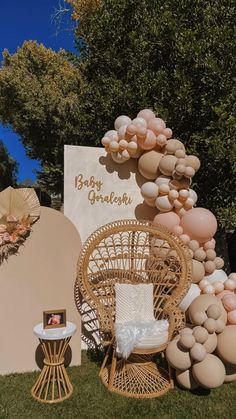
[{"xmin": 100, "ymin": 109, "xmax": 236, "ymax": 390}]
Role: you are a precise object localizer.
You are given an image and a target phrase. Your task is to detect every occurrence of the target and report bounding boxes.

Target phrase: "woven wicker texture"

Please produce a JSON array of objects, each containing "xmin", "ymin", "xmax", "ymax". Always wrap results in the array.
[{"xmin": 75, "ymin": 219, "xmax": 192, "ymax": 398}]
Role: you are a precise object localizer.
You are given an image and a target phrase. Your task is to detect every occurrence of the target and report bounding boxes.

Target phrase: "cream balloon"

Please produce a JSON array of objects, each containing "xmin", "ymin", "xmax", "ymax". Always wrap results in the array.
[
  {"xmin": 114, "ymin": 115, "xmax": 131, "ymax": 130},
  {"xmin": 188, "ymin": 189, "xmax": 198, "ymax": 205},
  {"xmin": 155, "ymin": 196, "xmax": 173, "ymax": 212},
  {"xmin": 141, "ymin": 182, "xmax": 159, "ymax": 200},
  {"xmin": 159, "ymin": 155, "xmax": 177, "ymax": 176}
]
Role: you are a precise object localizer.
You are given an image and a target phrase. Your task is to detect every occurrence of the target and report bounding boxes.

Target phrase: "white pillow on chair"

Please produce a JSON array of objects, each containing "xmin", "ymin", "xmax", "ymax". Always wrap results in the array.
[
  {"xmin": 115, "ymin": 283, "xmax": 155, "ymax": 323},
  {"xmin": 115, "ymin": 283, "xmax": 169, "ymax": 358}
]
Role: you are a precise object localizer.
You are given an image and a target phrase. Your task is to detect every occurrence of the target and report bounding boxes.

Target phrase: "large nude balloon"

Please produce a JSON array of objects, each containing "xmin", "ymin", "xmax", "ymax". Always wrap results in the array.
[
  {"xmin": 138, "ymin": 150, "xmax": 163, "ymax": 179},
  {"xmin": 217, "ymin": 325, "xmax": 236, "ymax": 365},
  {"xmin": 188, "ymin": 294, "xmax": 227, "ymax": 325},
  {"xmin": 192, "ymin": 354, "xmax": 225, "ymax": 389},
  {"xmin": 166, "ymin": 337, "xmax": 192, "ymax": 370},
  {"xmin": 180, "ymin": 208, "xmax": 217, "ymax": 243},
  {"xmin": 176, "ymin": 369, "xmax": 199, "ymax": 390},
  {"xmin": 159, "ymin": 155, "xmax": 177, "ymax": 176}
]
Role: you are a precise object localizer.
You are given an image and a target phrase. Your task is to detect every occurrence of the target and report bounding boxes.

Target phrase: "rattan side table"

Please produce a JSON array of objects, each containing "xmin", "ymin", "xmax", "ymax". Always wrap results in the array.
[{"xmin": 31, "ymin": 321, "xmax": 77, "ymax": 404}]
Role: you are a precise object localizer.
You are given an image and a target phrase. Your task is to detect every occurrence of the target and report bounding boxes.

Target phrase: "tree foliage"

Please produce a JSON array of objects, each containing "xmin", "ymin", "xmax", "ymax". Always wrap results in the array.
[
  {"xmin": 0, "ymin": 140, "xmax": 18, "ymax": 190},
  {"xmin": 0, "ymin": 41, "xmax": 82, "ymax": 194},
  {"xmin": 69, "ymin": 0, "xmax": 236, "ymax": 228}
]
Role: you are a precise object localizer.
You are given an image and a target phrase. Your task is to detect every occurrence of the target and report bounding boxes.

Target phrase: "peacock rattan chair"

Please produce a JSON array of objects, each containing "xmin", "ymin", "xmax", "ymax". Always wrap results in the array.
[{"xmin": 75, "ymin": 219, "xmax": 192, "ymax": 398}]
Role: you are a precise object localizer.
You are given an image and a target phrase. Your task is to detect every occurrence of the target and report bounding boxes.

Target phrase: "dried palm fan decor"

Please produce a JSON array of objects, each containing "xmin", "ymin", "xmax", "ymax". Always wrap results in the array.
[
  {"xmin": 0, "ymin": 186, "xmax": 40, "ymax": 263},
  {"xmin": 76, "ymin": 219, "xmax": 192, "ymax": 398}
]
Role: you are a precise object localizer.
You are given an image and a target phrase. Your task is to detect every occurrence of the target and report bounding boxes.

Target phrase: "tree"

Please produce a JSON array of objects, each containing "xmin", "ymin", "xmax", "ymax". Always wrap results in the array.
[
  {"xmin": 0, "ymin": 41, "xmax": 82, "ymax": 195},
  {"xmin": 68, "ymin": 0, "xmax": 236, "ymax": 228},
  {"xmin": 0, "ymin": 140, "xmax": 18, "ymax": 190}
]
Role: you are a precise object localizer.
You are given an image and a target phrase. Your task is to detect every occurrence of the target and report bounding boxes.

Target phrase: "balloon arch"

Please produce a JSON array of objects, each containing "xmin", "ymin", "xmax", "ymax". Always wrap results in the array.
[{"xmin": 100, "ymin": 108, "xmax": 236, "ymax": 390}]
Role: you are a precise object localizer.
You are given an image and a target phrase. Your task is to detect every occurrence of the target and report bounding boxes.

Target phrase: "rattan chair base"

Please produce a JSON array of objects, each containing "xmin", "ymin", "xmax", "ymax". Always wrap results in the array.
[{"xmin": 100, "ymin": 352, "xmax": 172, "ymax": 398}]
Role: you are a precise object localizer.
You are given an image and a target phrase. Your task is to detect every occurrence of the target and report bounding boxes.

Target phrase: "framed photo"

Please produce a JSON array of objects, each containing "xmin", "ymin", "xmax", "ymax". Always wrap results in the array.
[{"xmin": 43, "ymin": 309, "xmax": 67, "ymax": 329}]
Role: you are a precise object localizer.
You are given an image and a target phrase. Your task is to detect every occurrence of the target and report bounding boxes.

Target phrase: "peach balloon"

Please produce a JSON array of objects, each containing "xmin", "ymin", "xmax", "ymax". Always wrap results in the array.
[
  {"xmin": 216, "ymin": 290, "xmax": 234, "ymax": 300},
  {"xmin": 213, "ymin": 282, "xmax": 225, "ymax": 294},
  {"xmin": 153, "ymin": 211, "xmax": 180, "ymax": 232},
  {"xmin": 137, "ymin": 109, "xmax": 156, "ymax": 122},
  {"xmin": 173, "ymin": 225, "xmax": 183, "ymax": 236},
  {"xmin": 227, "ymin": 310, "xmax": 236, "ymax": 324},
  {"xmin": 180, "ymin": 208, "xmax": 217, "ymax": 243},
  {"xmin": 224, "ymin": 279, "xmax": 236, "ymax": 291},
  {"xmin": 132, "ymin": 117, "xmax": 147, "ymax": 127},
  {"xmin": 138, "ymin": 130, "xmax": 157, "ymax": 150},
  {"xmin": 162, "ymin": 128, "xmax": 173, "ymax": 139},
  {"xmin": 147, "ymin": 118, "xmax": 164, "ymax": 135},
  {"xmin": 203, "ymin": 238, "xmax": 216, "ymax": 250},
  {"xmin": 180, "ymin": 234, "xmax": 190, "ymax": 244}
]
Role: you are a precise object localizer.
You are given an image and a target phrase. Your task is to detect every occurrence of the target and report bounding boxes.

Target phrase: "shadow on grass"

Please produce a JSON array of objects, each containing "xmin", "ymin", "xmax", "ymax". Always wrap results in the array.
[{"xmin": 86, "ymin": 348, "xmax": 106, "ymax": 366}]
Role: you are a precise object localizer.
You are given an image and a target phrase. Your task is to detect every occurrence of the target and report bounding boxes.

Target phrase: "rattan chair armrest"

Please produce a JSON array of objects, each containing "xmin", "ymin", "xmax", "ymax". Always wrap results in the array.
[{"xmin": 163, "ymin": 304, "xmax": 186, "ymax": 339}]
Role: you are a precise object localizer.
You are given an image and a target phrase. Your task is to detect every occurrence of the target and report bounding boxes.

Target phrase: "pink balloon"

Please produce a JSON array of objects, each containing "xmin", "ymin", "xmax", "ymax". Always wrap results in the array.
[
  {"xmin": 137, "ymin": 129, "xmax": 157, "ymax": 150},
  {"xmin": 137, "ymin": 109, "xmax": 156, "ymax": 122},
  {"xmin": 222, "ymin": 295, "xmax": 236, "ymax": 312},
  {"xmin": 216, "ymin": 290, "xmax": 234, "ymax": 300},
  {"xmin": 153, "ymin": 211, "xmax": 180, "ymax": 232},
  {"xmin": 180, "ymin": 208, "xmax": 217, "ymax": 243},
  {"xmin": 227, "ymin": 310, "xmax": 236, "ymax": 325}
]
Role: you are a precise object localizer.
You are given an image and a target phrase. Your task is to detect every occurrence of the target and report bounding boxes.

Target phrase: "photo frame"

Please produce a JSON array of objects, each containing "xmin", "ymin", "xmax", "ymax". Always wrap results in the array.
[{"xmin": 43, "ymin": 309, "xmax": 67, "ymax": 329}]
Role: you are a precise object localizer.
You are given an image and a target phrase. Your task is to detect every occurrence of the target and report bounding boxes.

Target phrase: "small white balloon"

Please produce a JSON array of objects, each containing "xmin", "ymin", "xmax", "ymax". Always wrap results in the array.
[
  {"xmin": 189, "ymin": 188, "xmax": 198, "ymax": 205},
  {"xmin": 179, "ymin": 284, "xmax": 201, "ymax": 311}
]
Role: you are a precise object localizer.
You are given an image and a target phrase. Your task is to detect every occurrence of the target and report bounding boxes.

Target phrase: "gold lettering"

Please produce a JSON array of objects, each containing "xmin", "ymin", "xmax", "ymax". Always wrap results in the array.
[{"xmin": 75, "ymin": 173, "xmax": 103, "ymax": 192}]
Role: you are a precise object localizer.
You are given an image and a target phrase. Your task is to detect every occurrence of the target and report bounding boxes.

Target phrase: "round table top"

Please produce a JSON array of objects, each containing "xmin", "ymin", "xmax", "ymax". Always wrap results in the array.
[{"xmin": 33, "ymin": 321, "xmax": 77, "ymax": 340}]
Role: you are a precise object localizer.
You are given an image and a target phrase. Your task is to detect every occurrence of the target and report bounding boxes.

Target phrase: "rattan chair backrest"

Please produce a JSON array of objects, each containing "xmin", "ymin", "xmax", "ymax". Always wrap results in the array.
[{"xmin": 76, "ymin": 219, "xmax": 192, "ymax": 338}]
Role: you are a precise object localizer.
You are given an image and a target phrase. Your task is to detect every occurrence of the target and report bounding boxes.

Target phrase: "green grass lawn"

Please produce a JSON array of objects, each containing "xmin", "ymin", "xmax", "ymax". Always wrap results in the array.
[{"xmin": 0, "ymin": 351, "xmax": 236, "ymax": 419}]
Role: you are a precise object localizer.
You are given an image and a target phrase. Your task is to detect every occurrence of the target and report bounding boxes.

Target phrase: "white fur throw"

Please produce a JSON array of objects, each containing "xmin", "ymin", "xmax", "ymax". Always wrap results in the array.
[{"xmin": 115, "ymin": 283, "xmax": 169, "ymax": 358}]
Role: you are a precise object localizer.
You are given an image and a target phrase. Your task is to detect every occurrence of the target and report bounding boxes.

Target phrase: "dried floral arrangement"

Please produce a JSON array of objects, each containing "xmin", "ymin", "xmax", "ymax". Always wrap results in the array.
[{"xmin": 0, "ymin": 187, "xmax": 40, "ymax": 263}]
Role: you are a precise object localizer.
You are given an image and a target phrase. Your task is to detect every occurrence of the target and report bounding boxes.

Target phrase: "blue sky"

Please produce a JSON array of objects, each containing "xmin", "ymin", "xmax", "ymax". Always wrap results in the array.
[{"xmin": 0, "ymin": 0, "xmax": 76, "ymax": 182}]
